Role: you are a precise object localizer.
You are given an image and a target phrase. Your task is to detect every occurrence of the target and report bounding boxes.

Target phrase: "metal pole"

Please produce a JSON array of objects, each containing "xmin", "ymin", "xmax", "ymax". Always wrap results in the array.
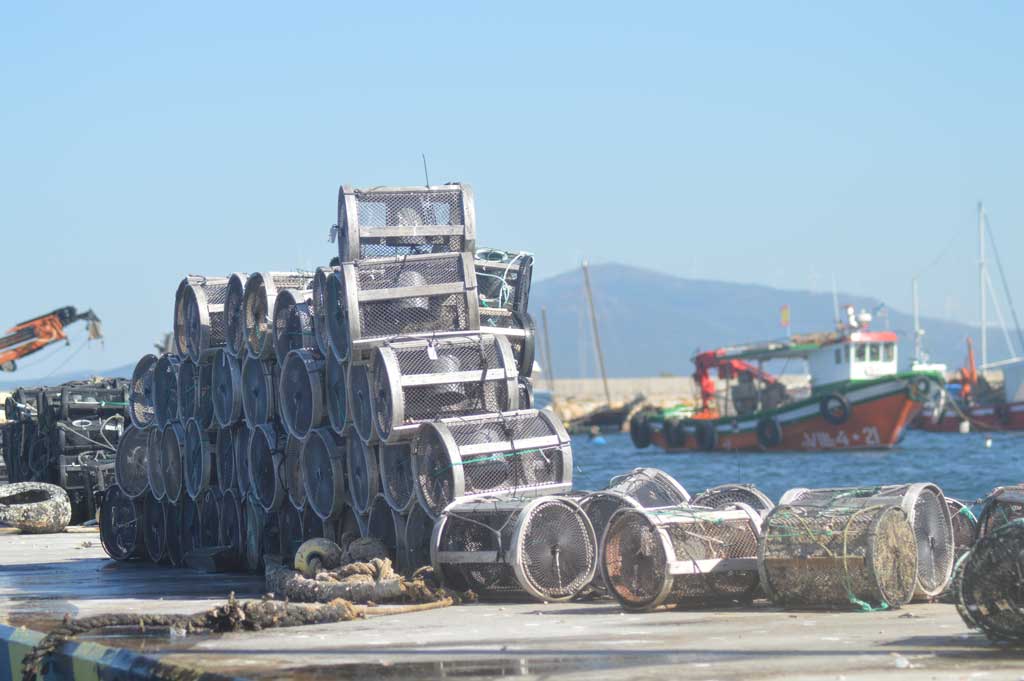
[
  {"xmin": 912, "ymin": 276, "xmax": 921, "ymax": 363},
  {"xmin": 540, "ymin": 306, "xmax": 556, "ymax": 394},
  {"xmin": 979, "ymin": 202, "xmax": 987, "ymax": 368},
  {"xmin": 581, "ymin": 261, "xmax": 613, "ymax": 406}
]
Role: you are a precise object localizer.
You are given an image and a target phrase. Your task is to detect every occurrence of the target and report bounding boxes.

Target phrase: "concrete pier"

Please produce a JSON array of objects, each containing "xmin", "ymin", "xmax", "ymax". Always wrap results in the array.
[{"xmin": 1, "ymin": 528, "xmax": 1021, "ymax": 680}]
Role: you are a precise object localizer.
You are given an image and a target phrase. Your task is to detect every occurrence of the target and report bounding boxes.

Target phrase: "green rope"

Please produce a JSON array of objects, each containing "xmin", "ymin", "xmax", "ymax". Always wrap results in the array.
[{"xmin": 430, "ymin": 448, "xmax": 538, "ymax": 478}]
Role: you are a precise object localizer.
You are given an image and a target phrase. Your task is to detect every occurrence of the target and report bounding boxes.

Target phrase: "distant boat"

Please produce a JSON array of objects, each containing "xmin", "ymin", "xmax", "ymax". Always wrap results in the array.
[{"xmin": 631, "ymin": 305, "xmax": 942, "ymax": 452}]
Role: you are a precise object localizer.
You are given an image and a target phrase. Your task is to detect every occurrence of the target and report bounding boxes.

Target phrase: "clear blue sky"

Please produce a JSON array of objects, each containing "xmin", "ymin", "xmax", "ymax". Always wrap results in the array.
[{"xmin": 2, "ymin": 2, "xmax": 1022, "ymax": 381}]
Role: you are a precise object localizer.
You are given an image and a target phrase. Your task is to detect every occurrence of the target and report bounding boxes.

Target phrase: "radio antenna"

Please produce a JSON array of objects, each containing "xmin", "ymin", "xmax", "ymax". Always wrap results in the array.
[{"xmin": 422, "ymin": 153, "xmax": 431, "ymax": 187}]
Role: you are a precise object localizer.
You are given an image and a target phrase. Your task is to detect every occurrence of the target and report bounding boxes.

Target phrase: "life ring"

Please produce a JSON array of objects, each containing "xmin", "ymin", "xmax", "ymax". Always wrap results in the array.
[
  {"xmin": 756, "ymin": 417, "xmax": 783, "ymax": 449},
  {"xmin": 909, "ymin": 376, "xmax": 933, "ymax": 401},
  {"xmin": 819, "ymin": 393, "xmax": 851, "ymax": 426},
  {"xmin": 629, "ymin": 411, "xmax": 652, "ymax": 449},
  {"xmin": 694, "ymin": 421, "xmax": 717, "ymax": 451},
  {"xmin": 665, "ymin": 418, "xmax": 687, "ymax": 449}
]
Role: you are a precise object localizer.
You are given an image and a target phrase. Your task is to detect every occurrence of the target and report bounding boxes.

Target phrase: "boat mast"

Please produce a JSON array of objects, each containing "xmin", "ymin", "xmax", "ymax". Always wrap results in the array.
[
  {"xmin": 581, "ymin": 261, "xmax": 612, "ymax": 406},
  {"xmin": 912, "ymin": 276, "xmax": 922, "ymax": 363},
  {"xmin": 541, "ymin": 306, "xmax": 556, "ymax": 394},
  {"xmin": 979, "ymin": 202, "xmax": 987, "ymax": 368}
]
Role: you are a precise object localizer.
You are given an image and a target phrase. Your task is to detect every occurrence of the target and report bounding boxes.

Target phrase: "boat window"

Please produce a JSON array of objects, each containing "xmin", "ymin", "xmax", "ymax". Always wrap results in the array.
[
  {"xmin": 834, "ymin": 348, "xmax": 841, "ymax": 364},
  {"xmin": 883, "ymin": 342, "xmax": 895, "ymax": 362},
  {"xmin": 854, "ymin": 343, "xmax": 866, "ymax": 362},
  {"xmin": 869, "ymin": 343, "xmax": 881, "ymax": 361},
  {"xmin": 844, "ymin": 345, "xmax": 850, "ymax": 363}
]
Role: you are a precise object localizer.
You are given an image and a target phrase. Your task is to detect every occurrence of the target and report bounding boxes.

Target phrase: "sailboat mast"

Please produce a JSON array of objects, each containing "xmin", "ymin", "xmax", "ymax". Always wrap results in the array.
[
  {"xmin": 541, "ymin": 306, "xmax": 556, "ymax": 394},
  {"xmin": 979, "ymin": 201, "xmax": 987, "ymax": 368},
  {"xmin": 912, "ymin": 276, "xmax": 922, "ymax": 363},
  {"xmin": 581, "ymin": 261, "xmax": 612, "ymax": 406}
]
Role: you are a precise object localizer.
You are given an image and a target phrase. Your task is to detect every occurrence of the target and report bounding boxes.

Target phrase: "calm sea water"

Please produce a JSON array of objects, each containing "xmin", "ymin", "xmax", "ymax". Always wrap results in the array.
[{"xmin": 569, "ymin": 429, "xmax": 1024, "ymax": 505}]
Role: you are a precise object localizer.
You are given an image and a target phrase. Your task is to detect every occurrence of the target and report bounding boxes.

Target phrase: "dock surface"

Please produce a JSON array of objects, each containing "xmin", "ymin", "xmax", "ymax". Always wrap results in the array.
[{"xmin": 2, "ymin": 528, "xmax": 1022, "ymax": 680}]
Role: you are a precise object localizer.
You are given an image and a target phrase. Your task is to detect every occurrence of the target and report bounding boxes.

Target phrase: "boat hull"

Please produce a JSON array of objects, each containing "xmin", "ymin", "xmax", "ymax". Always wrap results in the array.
[
  {"xmin": 915, "ymin": 401, "xmax": 1024, "ymax": 432},
  {"xmin": 649, "ymin": 377, "xmax": 922, "ymax": 453}
]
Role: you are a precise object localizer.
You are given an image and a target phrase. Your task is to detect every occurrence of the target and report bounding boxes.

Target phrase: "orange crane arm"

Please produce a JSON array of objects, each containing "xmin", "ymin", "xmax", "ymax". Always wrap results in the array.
[{"xmin": 0, "ymin": 306, "xmax": 100, "ymax": 372}]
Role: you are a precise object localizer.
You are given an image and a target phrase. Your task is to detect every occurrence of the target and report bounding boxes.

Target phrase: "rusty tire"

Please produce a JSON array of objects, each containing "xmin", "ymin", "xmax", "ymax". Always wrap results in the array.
[{"xmin": 0, "ymin": 482, "xmax": 72, "ymax": 534}]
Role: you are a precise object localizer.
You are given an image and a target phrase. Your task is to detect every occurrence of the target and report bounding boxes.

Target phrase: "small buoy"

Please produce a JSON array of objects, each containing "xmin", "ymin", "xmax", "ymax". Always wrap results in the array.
[
  {"xmin": 985, "ymin": 438, "xmax": 993, "ymax": 448},
  {"xmin": 591, "ymin": 435, "xmax": 607, "ymax": 446},
  {"xmin": 958, "ymin": 420, "xmax": 970, "ymax": 434},
  {"xmin": 294, "ymin": 538, "xmax": 343, "ymax": 577}
]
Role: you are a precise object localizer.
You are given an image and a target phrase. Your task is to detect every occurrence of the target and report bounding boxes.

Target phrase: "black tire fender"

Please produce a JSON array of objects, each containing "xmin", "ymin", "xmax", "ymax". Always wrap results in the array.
[
  {"xmin": 819, "ymin": 393, "xmax": 851, "ymax": 426},
  {"xmin": 694, "ymin": 421, "xmax": 718, "ymax": 451},
  {"xmin": 665, "ymin": 418, "xmax": 687, "ymax": 449},
  {"xmin": 756, "ymin": 417, "xmax": 783, "ymax": 449},
  {"xmin": 629, "ymin": 411, "xmax": 652, "ymax": 449}
]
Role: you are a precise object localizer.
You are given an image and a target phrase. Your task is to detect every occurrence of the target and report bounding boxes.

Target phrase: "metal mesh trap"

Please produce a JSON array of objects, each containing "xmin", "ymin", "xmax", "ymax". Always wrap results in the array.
[
  {"xmin": 432, "ymin": 496, "xmax": 597, "ymax": 602},
  {"xmin": 248, "ymin": 422, "xmax": 287, "ymax": 512},
  {"xmin": 478, "ymin": 309, "xmax": 535, "ymax": 377},
  {"xmin": 174, "ymin": 276, "xmax": 229, "ymax": 362},
  {"xmin": 234, "ymin": 426, "xmax": 252, "ymax": 495},
  {"xmin": 474, "ymin": 249, "xmax": 533, "ymax": 314},
  {"xmin": 348, "ymin": 362, "xmax": 375, "ymax": 443},
  {"xmin": 337, "ymin": 183, "xmax": 476, "ymax": 262},
  {"xmin": 690, "ymin": 484, "xmax": 775, "ymax": 519},
  {"xmin": 404, "ymin": 500, "xmax": 434, "ymax": 572},
  {"xmin": 143, "ymin": 492, "xmax": 167, "ymax": 563},
  {"xmin": 956, "ymin": 519, "xmax": 1024, "ymax": 643},
  {"xmin": 946, "ymin": 497, "xmax": 978, "ymax": 563},
  {"xmin": 184, "ymin": 417, "xmax": 216, "ymax": 500},
  {"xmin": 146, "ymin": 428, "xmax": 166, "ymax": 501},
  {"xmin": 601, "ymin": 505, "xmax": 762, "ymax": 611},
  {"xmin": 153, "ymin": 354, "xmax": 181, "ymax": 428},
  {"xmin": 212, "ymin": 349, "xmax": 243, "ymax": 428},
  {"xmin": 219, "ymin": 487, "xmax": 245, "ymax": 558},
  {"xmin": 244, "ymin": 272, "xmax": 314, "ymax": 360},
  {"xmin": 346, "ymin": 436, "xmax": 379, "ymax": 515},
  {"xmin": 326, "ymin": 356, "xmax": 348, "ymax": 434},
  {"xmin": 284, "ymin": 434, "xmax": 305, "ymax": 511},
  {"xmin": 780, "ymin": 483, "xmax": 954, "ymax": 599},
  {"xmin": 302, "ymin": 428, "xmax": 347, "ymax": 520},
  {"xmin": 371, "ymin": 333, "xmax": 518, "ymax": 443},
  {"xmin": 379, "ymin": 441, "xmax": 415, "ymax": 513},
  {"xmin": 338, "ymin": 252, "xmax": 480, "ymax": 363},
  {"xmin": 241, "ymin": 356, "xmax": 278, "ymax": 425},
  {"xmin": 100, "ymin": 484, "xmax": 146, "ymax": 561},
  {"xmin": 367, "ymin": 493, "xmax": 397, "ymax": 559},
  {"xmin": 216, "ymin": 426, "xmax": 237, "ymax": 493},
  {"xmin": 159, "ymin": 422, "xmax": 186, "ymax": 504},
  {"xmin": 279, "ymin": 349, "xmax": 326, "ymax": 439},
  {"xmin": 412, "ymin": 409, "xmax": 572, "ymax": 519},
  {"xmin": 114, "ymin": 426, "xmax": 150, "ymax": 500},
  {"xmin": 273, "ymin": 288, "xmax": 316, "ymax": 364},
  {"xmin": 129, "ymin": 354, "xmax": 158, "ymax": 429},
  {"xmin": 976, "ymin": 485, "xmax": 1024, "ymax": 540},
  {"xmin": 580, "ymin": 468, "xmax": 691, "ymax": 552},
  {"xmin": 312, "ymin": 266, "xmax": 339, "ymax": 358},
  {"xmin": 758, "ymin": 504, "xmax": 918, "ymax": 610},
  {"xmin": 176, "ymin": 357, "xmax": 198, "ymax": 422},
  {"xmin": 224, "ymin": 273, "xmax": 248, "ymax": 358}
]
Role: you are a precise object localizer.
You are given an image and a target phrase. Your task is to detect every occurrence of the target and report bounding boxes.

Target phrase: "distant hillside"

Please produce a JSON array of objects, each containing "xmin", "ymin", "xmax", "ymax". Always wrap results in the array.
[{"xmin": 530, "ymin": 263, "xmax": 985, "ymax": 379}]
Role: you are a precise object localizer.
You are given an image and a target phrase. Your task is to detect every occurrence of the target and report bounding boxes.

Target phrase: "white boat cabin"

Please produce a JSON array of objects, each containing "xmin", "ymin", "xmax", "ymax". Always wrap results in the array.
[{"xmin": 807, "ymin": 331, "xmax": 899, "ymax": 387}]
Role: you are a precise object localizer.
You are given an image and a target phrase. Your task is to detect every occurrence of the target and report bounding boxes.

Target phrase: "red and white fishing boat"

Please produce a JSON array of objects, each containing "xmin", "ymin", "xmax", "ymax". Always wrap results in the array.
[{"xmin": 631, "ymin": 307, "xmax": 940, "ymax": 452}]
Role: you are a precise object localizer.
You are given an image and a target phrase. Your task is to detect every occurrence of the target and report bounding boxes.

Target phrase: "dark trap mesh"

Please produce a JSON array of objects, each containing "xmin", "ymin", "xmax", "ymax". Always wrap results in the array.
[
  {"xmin": 176, "ymin": 357, "xmax": 198, "ymax": 422},
  {"xmin": 212, "ymin": 349, "xmax": 243, "ymax": 428},
  {"xmin": 234, "ymin": 425, "xmax": 252, "ymax": 495},
  {"xmin": 184, "ymin": 418, "xmax": 216, "ymax": 500},
  {"xmin": 346, "ymin": 436, "xmax": 379, "ymax": 515},
  {"xmin": 946, "ymin": 498, "xmax": 978, "ymax": 563},
  {"xmin": 273, "ymin": 288, "xmax": 316, "ymax": 364},
  {"xmin": 412, "ymin": 409, "xmax": 571, "ymax": 518},
  {"xmin": 479, "ymin": 308, "xmax": 535, "ymax": 377},
  {"xmin": 284, "ymin": 434, "xmax": 306, "ymax": 511},
  {"xmin": 432, "ymin": 496, "xmax": 597, "ymax": 602},
  {"xmin": 115, "ymin": 426, "xmax": 150, "ymax": 499},
  {"xmin": 159, "ymin": 422, "xmax": 186, "ymax": 504},
  {"xmin": 379, "ymin": 441, "xmax": 415, "ymax": 513},
  {"xmin": 146, "ymin": 428, "xmax": 166, "ymax": 501},
  {"xmin": 602, "ymin": 506, "xmax": 761, "ymax": 611},
  {"xmin": 153, "ymin": 354, "xmax": 181, "ymax": 428},
  {"xmin": 219, "ymin": 488, "xmax": 245, "ymax": 556},
  {"xmin": 143, "ymin": 493, "xmax": 168, "ymax": 563},
  {"xmin": 279, "ymin": 349, "xmax": 326, "ymax": 439},
  {"xmin": 367, "ymin": 494, "xmax": 397, "ymax": 557},
  {"xmin": 349, "ymin": 362, "xmax": 375, "ymax": 443},
  {"xmin": 976, "ymin": 485, "xmax": 1024, "ymax": 541},
  {"xmin": 371, "ymin": 333, "xmax": 518, "ymax": 443},
  {"xmin": 339, "ymin": 252, "xmax": 480, "ymax": 361},
  {"xmin": 241, "ymin": 356, "xmax": 278, "ymax": 425},
  {"xmin": 691, "ymin": 484, "xmax": 775, "ymax": 518},
  {"xmin": 956, "ymin": 519, "xmax": 1024, "ymax": 643},
  {"xmin": 248, "ymin": 423, "xmax": 287, "ymax": 512},
  {"xmin": 175, "ymin": 276, "xmax": 229, "ymax": 362},
  {"xmin": 302, "ymin": 428, "xmax": 347, "ymax": 521},
  {"xmin": 129, "ymin": 354, "xmax": 158, "ymax": 429},
  {"xmin": 100, "ymin": 484, "xmax": 146, "ymax": 561},
  {"xmin": 224, "ymin": 273, "xmax": 248, "ymax": 358},
  {"xmin": 759, "ymin": 504, "xmax": 918, "ymax": 610},
  {"xmin": 581, "ymin": 468, "xmax": 691, "ymax": 553},
  {"xmin": 475, "ymin": 250, "xmax": 533, "ymax": 314},
  {"xmin": 326, "ymin": 356, "xmax": 348, "ymax": 434},
  {"xmin": 244, "ymin": 271, "xmax": 314, "ymax": 359},
  {"xmin": 338, "ymin": 183, "xmax": 475, "ymax": 261},
  {"xmin": 216, "ymin": 426, "xmax": 237, "ymax": 493},
  {"xmin": 312, "ymin": 266, "xmax": 338, "ymax": 358}
]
